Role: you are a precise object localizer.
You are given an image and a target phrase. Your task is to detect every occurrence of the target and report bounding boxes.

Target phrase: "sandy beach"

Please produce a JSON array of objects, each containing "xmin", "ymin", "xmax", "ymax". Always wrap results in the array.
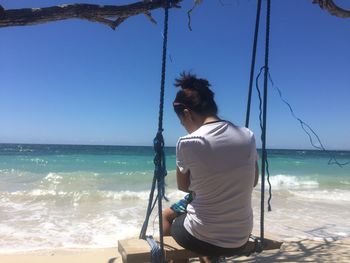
[{"xmin": 0, "ymin": 236, "xmax": 349, "ymax": 263}]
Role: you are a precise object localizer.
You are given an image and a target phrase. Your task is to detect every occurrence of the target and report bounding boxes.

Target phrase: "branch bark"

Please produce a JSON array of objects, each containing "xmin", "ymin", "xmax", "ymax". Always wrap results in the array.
[
  {"xmin": 0, "ymin": 0, "xmax": 182, "ymax": 30},
  {"xmin": 313, "ymin": 0, "xmax": 350, "ymax": 18},
  {"xmin": 0, "ymin": 0, "xmax": 348, "ymax": 30}
]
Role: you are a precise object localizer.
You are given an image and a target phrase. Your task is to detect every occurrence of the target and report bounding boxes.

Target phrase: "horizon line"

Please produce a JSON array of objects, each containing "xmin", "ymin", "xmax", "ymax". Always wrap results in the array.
[{"xmin": 0, "ymin": 142, "xmax": 349, "ymax": 152}]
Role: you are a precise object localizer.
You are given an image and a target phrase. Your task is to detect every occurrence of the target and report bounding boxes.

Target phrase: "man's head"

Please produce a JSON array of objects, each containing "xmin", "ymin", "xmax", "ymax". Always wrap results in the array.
[{"xmin": 173, "ymin": 72, "xmax": 218, "ymax": 132}]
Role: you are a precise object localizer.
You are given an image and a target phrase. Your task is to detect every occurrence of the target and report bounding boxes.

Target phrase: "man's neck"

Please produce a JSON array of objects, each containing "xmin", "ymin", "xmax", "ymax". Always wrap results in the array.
[{"xmin": 202, "ymin": 115, "xmax": 220, "ymax": 125}]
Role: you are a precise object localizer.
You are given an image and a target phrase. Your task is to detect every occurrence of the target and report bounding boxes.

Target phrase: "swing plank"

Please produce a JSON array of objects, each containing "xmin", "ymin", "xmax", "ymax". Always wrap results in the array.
[
  {"xmin": 118, "ymin": 236, "xmax": 282, "ymax": 263},
  {"xmin": 118, "ymin": 236, "xmax": 198, "ymax": 263}
]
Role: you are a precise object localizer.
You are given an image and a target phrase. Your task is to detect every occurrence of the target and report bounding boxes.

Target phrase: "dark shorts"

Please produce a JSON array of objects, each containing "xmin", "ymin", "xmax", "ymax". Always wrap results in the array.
[{"xmin": 171, "ymin": 214, "xmax": 248, "ymax": 257}]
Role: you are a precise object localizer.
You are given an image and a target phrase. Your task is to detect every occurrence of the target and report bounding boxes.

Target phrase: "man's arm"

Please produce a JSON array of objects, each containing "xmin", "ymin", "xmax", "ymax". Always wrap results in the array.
[
  {"xmin": 176, "ymin": 167, "xmax": 190, "ymax": 192},
  {"xmin": 254, "ymin": 161, "xmax": 259, "ymax": 187}
]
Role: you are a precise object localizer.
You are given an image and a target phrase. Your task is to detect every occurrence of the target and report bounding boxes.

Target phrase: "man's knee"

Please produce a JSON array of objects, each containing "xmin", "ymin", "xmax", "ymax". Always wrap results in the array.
[{"xmin": 163, "ymin": 207, "xmax": 177, "ymax": 223}]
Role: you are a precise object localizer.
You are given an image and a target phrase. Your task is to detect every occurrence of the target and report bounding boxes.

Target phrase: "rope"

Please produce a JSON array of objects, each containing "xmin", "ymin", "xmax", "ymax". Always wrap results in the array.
[
  {"xmin": 157, "ymin": 1, "xmax": 169, "ymax": 133},
  {"xmin": 267, "ymin": 73, "xmax": 350, "ymax": 167},
  {"xmin": 139, "ymin": 1, "xmax": 170, "ymax": 262},
  {"xmin": 260, "ymin": 0, "xmax": 272, "ymax": 246},
  {"xmin": 256, "ymin": 67, "xmax": 273, "ymax": 213},
  {"xmin": 245, "ymin": 0, "xmax": 262, "ymax": 128},
  {"xmin": 146, "ymin": 236, "xmax": 164, "ymax": 263},
  {"xmin": 265, "ymin": 154, "xmax": 272, "ymax": 212},
  {"xmin": 139, "ymin": 175, "xmax": 158, "ymax": 239}
]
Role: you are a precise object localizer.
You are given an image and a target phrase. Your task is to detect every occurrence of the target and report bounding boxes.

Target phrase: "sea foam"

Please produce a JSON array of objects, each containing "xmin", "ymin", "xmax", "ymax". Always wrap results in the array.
[
  {"xmin": 1, "ymin": 144, "xmax": 349, "ymax": 253},
  {"xmin": 290, "ymin": 189, "xmax": 350, "ymax": 202},
  {"xmin": 261, "ymin": 174, "xmax": 319, "ymax": 189}
]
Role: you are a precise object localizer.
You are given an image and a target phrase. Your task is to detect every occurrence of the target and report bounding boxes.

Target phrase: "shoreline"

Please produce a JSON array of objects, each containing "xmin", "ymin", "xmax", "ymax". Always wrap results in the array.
[{"xmin": 1, "ymin": 236, "xmax": 349, "ymax": 262}]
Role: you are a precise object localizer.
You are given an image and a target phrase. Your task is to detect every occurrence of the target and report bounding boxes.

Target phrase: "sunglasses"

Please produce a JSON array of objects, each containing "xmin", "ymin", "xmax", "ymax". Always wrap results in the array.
[{"xmin": 173, "ymin": 102, "xmax": 187, "ymax": 107}]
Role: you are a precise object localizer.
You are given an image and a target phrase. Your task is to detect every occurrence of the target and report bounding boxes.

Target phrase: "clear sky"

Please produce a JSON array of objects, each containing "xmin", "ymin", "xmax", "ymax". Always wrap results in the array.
[{"xmin": 1, "ymin": 0, "xmax": 349, "ymax": 149}]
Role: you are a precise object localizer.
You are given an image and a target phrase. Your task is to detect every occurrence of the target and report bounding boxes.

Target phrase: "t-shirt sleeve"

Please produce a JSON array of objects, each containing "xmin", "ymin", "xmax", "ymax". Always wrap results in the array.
[
  {"xmin": 176, "ymin": 139, "xmax": 190, "ymax": 174},
  {"xmin": 249, "ymin": 131, "xmax": 259, "ymax": 162}
]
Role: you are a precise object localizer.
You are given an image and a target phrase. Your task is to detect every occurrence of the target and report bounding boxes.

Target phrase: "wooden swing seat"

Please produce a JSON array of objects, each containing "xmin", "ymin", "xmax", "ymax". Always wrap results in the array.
[{"xmin": 118, "ymin": 236, "xmax": 282, "ymax": 263}]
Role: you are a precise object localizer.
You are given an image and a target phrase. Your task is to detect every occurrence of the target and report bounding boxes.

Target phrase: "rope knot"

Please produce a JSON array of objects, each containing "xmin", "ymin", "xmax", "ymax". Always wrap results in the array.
[{"xmin": 153, "ymin": 131, "xmax": 164, "ymax": 152}]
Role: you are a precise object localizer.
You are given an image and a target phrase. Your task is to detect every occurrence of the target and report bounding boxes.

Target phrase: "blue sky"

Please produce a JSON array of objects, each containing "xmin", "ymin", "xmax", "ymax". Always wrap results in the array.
[{"xmin": 0, "ymin": 0, "xmax": 349, "ymax": 149}]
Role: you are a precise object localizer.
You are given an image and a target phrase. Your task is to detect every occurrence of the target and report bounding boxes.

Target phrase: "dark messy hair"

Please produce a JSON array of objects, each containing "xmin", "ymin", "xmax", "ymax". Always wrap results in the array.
[{"xmin": 173, "ymin": 72, "xmax": 218, "ymax": 116}]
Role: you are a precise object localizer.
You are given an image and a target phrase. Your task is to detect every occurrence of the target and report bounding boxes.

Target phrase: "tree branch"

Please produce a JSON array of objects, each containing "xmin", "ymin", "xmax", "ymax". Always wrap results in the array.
[
  {"xmin": 0, "ymin": 0, "xmax": 182, "ymax": 29},
  {"xmin": 313, "ymin": 0, "xmax": 350, "ymax": 18},
  {"xmin": 0, "ymin": 0, "xmax": 348, "ymax": 30}
]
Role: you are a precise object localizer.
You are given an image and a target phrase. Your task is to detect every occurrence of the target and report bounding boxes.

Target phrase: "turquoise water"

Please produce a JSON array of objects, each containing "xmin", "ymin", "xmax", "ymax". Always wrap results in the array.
[{"xmin": 0, "ymin": 143, "xmax": 349, "ymax": 252}]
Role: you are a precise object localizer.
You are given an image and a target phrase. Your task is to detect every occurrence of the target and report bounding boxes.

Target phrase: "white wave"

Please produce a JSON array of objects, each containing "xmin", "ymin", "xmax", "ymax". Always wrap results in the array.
[
  {"xmin": 29, "ymin": 189, "xmax": 57, "ymax": 197},
  {"xmin": 4, "ymin": 189, "xmax": 173, "ymax": 205},
  {"xmin": 42, "ymin": 172, "xmax": 63, "ymax": 183},
  {"xmin": 100, "ymin": 190, "xmax": 151, "ymax": 201},
  {"xmin": 0, "ymin": 169, "xmax": 30, "ymax": 177},
  {"xmin": 103, "ymin": 160, "xmax": 127, "ymax": 165},
  {"xmin": 104, "ymin": 189, "xmax": 187, "ymax": 202},
  {"xmin": 30, "ymin": 158, "xmax": 48, "ymax": 165},
  {"xmin": 263, "ymin": 174, "xmax": 319, "ymax": 189},
  {"xmin": 290, "ymin": 189, "xmax": 350, "ymax": 202},
  {"xmin": 0, "ymin": 203, "xmax": 148, "ymax": 253},
  {"xmin": 1, "ymin": 185, "xmax": 350, "ymax": 253}
]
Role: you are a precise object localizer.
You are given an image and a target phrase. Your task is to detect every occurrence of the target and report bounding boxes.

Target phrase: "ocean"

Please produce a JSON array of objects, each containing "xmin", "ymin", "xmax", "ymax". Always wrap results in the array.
[{"xmin": 0, "ymin": 143, "xmax": 349, "ymax": 253}]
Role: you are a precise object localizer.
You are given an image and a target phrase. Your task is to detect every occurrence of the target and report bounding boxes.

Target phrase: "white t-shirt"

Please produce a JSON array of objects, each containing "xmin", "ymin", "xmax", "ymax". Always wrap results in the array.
[{"xmin": 176, "ymin": 120, "xmax": 258, "ymax": 248}]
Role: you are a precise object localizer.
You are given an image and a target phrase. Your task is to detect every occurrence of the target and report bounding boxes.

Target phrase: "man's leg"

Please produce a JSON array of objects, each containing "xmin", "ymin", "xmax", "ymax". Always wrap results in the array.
[
  {"xmin": 162, "ymin": 208, "xmax": 189, "ymax": 263},
  {"xmin": 162, "ymin": 207, "xmax": 178, "ymax": 236}
]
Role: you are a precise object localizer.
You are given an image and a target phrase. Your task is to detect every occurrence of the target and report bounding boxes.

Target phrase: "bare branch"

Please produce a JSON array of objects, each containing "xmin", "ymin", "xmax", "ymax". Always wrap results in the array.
[
  {"xmin": 1, "ymin": 0, "xmax": 349, "ymax": 30},
  {"xmin": 187, "ymin": 0, "xmax": 203, "ymax": 31},
  {"xmin": 313, "ymin": 0, "xmax": 350, "ymax": 18},
  {"xmin": 0, "ymin": 0, "xmax": 182, "ymax": 29},
  {"xmin": 144, "ymin": 11, "xmax": 157, "ymax": 25},
  {"xmin": 86, "ymin": 16, "xmax": 128, "ymax": 30}
]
